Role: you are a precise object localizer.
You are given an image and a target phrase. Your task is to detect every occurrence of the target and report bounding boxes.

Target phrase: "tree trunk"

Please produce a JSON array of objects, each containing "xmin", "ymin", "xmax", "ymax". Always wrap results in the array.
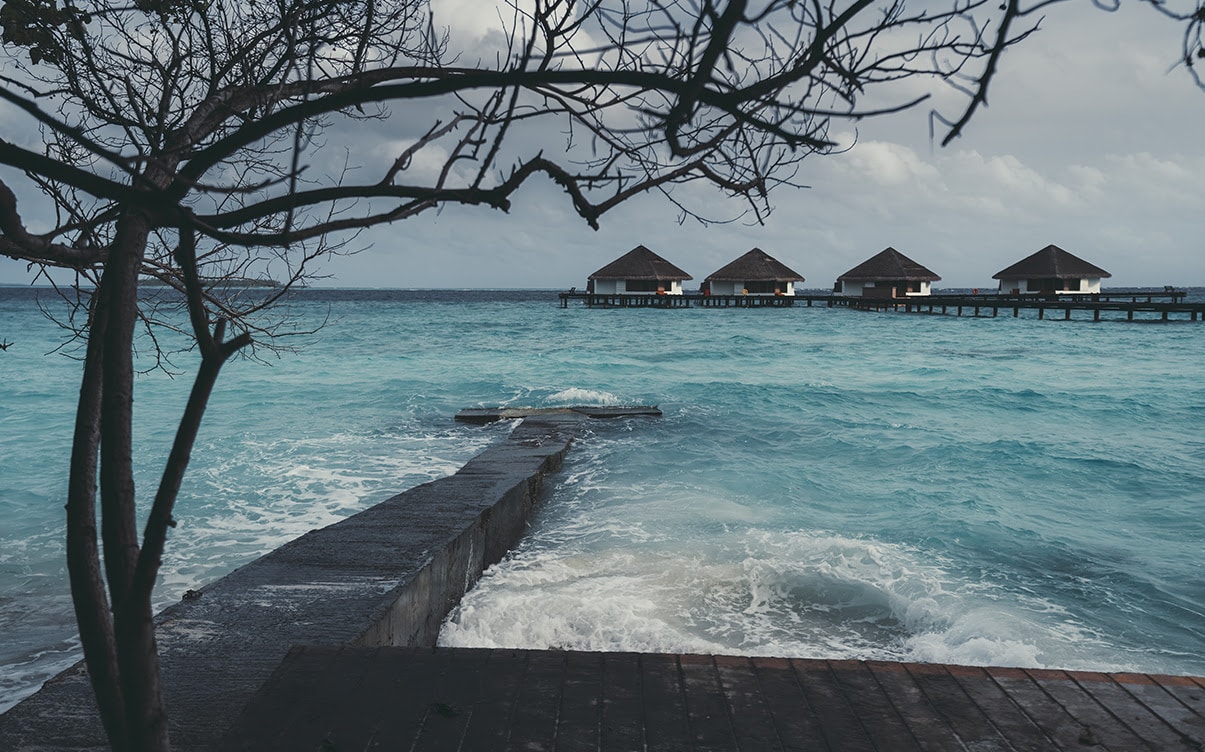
[
  {"xmin": 66, "ymin": 268, "xmax": 127, "ymax": 747},
  {"xmin": 66, "ymin": 207, "xmax": 253, "ymax": 752},
  {"xmin": 66, "ymin": 208, "xmax": 175, "ymax": 752},
  {"xmin": 105, "ymin": 211, "xmax": 172, "ymax": 752}
]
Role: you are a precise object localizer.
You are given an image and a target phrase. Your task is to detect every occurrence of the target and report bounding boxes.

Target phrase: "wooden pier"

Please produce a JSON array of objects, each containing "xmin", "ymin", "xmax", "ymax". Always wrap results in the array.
[
  {"xmin": 224, "ymin": 645, "xmax": 1205, "ymax": 751},
  {"xmin": 558, "ymin": 292, "xmax": 834, "ymax": 308},
  {"xmin": 559, "ymin": 289, "xmax": 1205, "ymax": 322},
  {"xmin": 834, "ymin": 290, "xmax": 1205, "ymax": 322}
]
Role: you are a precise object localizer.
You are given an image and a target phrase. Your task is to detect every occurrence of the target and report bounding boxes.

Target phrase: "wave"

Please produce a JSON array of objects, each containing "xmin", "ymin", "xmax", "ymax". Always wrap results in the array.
[
  {"xmin": 439, "ymin": 526, "xmax": 1149, "ymax": 672},
  {"xmin": 543, "ymin": 388, "xmax": 626, "ymax": 406}
]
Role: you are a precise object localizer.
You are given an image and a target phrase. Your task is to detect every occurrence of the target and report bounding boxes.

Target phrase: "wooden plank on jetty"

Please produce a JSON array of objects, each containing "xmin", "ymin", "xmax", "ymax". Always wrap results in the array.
[
  {"xmin": 455, "ymin": 405, "xmax": 662, "ymax": 423},
  {"xmin": 223, "ymin": 646, "xmax": 1205, "ymax": 751}
]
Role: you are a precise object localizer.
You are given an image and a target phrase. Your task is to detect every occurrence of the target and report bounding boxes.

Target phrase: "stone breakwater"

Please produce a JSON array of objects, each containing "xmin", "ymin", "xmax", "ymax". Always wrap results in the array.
[{"xmin": 0, "ymin": 415, "xmax": 580, "ymax": 752}]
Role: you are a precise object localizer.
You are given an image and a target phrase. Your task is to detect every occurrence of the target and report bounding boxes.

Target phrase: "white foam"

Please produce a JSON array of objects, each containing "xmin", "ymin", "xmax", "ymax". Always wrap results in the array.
[
  {"xmin": 543, "ymin": 388, "xmax": 625, "ymax": 406},
  {"xmin": 441, "ymin": 552, "xmax": 731, "ymax": 655},
  {"xmin": 439, "ymin": 526, "xmax": 1127, "ymax": 670},
  {"xmin": 905, "ymin": 621, "xmax": 1045, "ymax": 667}
]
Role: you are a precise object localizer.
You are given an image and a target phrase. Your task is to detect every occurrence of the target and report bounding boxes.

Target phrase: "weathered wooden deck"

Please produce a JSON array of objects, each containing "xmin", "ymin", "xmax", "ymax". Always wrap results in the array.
[{"xmin": 224, "ymin": 645, "xmax": 1205, "ymax": 751}]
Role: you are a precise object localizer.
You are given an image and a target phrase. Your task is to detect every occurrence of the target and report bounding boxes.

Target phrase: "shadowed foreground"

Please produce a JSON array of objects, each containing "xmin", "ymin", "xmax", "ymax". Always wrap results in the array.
[{"xmin": 225, "ymin": 645, "xmax": 1205, "ymax": 751}]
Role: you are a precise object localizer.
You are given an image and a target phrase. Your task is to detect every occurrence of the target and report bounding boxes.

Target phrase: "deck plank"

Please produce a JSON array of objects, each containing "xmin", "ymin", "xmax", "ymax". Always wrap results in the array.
[
  {"xmin": 640, "ymin": 653, "xmax": 692, "ymax": 752},
  {"xmin": 789, "ymin": 658, "xmax": 876, "ymax": 751},
  {"xmin": 599, "ymin": 652, "xmax": 645, "ymax": 751},
  {"xmin": 503, "ymin": 650, "xmax": 565, "ymax": 752},
  {"xmin": 409, "ymin": 647, "xmax": 487, "ymax": 752},
  {"xmin": 227, "ymin": 645, "xmax": 342, "ymax": 751},
  {"xmin": 713, "ymin": 655, "xmax": 783, "ymax": 752},
  {"xmin": 904, "ymin": 662, "xmax": 1013, "ymax": 751},
  {"xmin": 983, "ymin": 666, "xmax": 1091, "ymax": 752},
  {"xmin": 324, "ymin": 647, "xmax": 417, "ymax": 752},
  {"xmin": 865, "ymin": 660, "xmax": 966, "ymax": 752},
  {"xmin": 680, "ymin": 654, "xmax": 738, "ymax": 752},
  {"xmin": 361, "ymin": 648, "xmax": 459, "ymax": 750},
  {"xmin": 1109, "ymin": 674, "xmax": 1205, "ymax": 748},
  {"xmin": 1024, "ymin": 668, "xmax": 1153, "ymax": 751},
  {"xmin": 750, "ymin": 656, "xmax": 829, "ymax": 752},
  {"xmin": 827, "ymin": 659, "xmax": 922, "ymax": 752},
  {"xmin": 1151, "ymin": 675, "xmax": 1205, "ymax": 722},
  {"xmin": 556, "ymin": 651, "xmax": 603, "ymax": 752},
  {"xmin": 457, "ymin": 649, "xmax": 528, "ymax": 750},
  {"xmin": 1067, "ymin": 670, "xmax": 1198, "ymax": 751},
  {"xmin": 945, "ymin": 664, "xmax": 1054, "ymax": 752},
  {"xmin": 271, "ymin": 645, "xmax": 377, "ymax": 751}
]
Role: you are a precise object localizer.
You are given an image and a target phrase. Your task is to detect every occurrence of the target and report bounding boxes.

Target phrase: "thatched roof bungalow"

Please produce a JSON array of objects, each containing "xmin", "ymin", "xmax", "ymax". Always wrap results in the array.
[
  {"xmin": 587, "ymin": 245, "xmax": 692, "ymax": 295},
  {"xmin": 993, "ymin": 245, "xmax": 1111, "ymax": 294},
  {"xmin": 702, "ymin": 248, "xmax": 805, "ymax": 296},
  {"xmin": 835, "ymin": 247, "xmax": 940, "ymax": 298}
]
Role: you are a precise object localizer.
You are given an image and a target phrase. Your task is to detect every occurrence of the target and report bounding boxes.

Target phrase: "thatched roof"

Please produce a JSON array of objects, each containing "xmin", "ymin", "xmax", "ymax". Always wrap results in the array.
[
  {"xmin": 704, "ymin": 248, "xmax": 805, "ymax": 283},
  {"xmin": 588, "ymin": 245, "xmax": 692, "ymax": 281},
  {"xmin": 837, "ymin": 247, "xmax": 941, "ymax": 282},
  {"xmin": 992, "ymin": 245, "xmax": 1111, "ymax": 280}
]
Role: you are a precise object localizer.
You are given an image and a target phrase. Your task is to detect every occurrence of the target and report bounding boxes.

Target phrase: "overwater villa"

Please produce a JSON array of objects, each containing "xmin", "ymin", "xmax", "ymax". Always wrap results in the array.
[
  {"xmin": 701, "ymin": 248, "xmax": 805, "ymax": 296},
  {"xmin": 993, "ymin": 244, "xmax": 1111, "ymax": 294},
  {"xmin": 587, "ymin": 245, "xmax": 692, "ymax": 295},
  {"xmin": 835, "ymin": 247, "xmax": 941, "ymax": 297}
]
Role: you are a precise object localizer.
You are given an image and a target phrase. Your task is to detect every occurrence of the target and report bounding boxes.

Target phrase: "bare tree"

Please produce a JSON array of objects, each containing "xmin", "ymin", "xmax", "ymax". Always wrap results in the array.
[{"xmin": 0, "ymin": 0, "xmax": 1199, "ymax": 749}]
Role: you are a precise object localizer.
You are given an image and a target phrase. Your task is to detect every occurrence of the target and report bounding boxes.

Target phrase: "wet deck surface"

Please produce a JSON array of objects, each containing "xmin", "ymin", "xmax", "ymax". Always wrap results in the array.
[{"xmin": 224, "ymin": 646, "xmax": 1205, "ymax": 751}]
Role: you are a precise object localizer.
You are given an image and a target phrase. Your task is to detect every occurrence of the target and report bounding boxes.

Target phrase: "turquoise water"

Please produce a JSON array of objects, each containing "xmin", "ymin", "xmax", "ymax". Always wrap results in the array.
[{"xmin": 2, "ymin": 287, "xmax": 1204, "ymax": 712}]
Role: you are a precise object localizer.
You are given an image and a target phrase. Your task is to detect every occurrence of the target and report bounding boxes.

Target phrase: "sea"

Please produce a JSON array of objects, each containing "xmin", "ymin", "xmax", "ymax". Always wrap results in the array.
[{"xmin": 2, "ymin": 286, "xmax": 1204, "ymax": 714}]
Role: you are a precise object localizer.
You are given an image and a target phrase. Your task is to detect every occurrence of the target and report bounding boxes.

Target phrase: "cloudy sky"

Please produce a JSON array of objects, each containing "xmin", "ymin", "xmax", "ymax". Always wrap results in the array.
[{"xmin": 2, "ymin": 1, "xmax": 1202, "ymax": 290}]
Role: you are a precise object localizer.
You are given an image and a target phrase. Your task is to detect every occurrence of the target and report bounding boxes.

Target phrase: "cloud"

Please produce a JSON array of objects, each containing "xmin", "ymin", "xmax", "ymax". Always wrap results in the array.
[
  {"xmin": 841, "ymin": 141, "xmax": 941, "ymax": 188},
  {"xmin": 434, "ymin": 0, "xmax": 515, "ymax": 46},
  {"xmin": 433, "ymin": 0, "xmax": 601, "ymax": 65},
  {"xmin": 3, "ymin": 1, "xmax": 1203, "ymax": 292},
  {"xmin": 1102, "ymin": 152, "xmax": 1198, "ymax": 209},
  {"xmin": 945, "ymin": 151, "xmax": 1079, "ymax": 211},
  {"xmin": 370, "ymin": 139, "xmax": 455, "ymax": 183}
]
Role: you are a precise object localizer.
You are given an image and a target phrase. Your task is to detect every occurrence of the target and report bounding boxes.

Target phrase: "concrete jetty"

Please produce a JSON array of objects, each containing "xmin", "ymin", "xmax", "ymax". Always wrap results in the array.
[{"xmin": 0, "ymin": 414, "xmax": 583, "ymax": 751}]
